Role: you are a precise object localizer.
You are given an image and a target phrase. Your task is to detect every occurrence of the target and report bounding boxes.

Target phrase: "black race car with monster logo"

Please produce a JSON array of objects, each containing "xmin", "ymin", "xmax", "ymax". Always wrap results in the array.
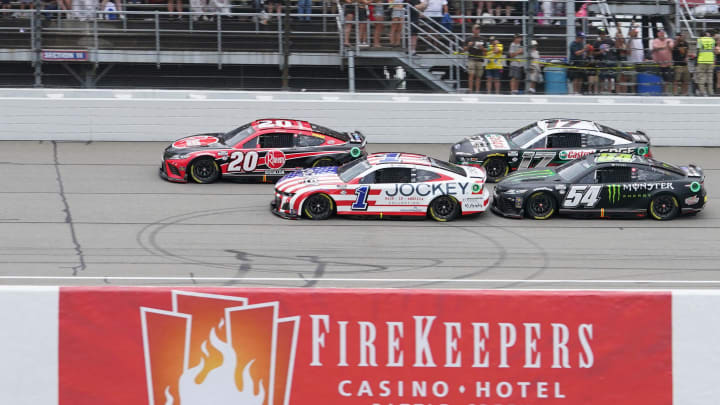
[
  {"xmin": 449, "ymin": 119, "xmax": 652, "ymax": 182},
  {"xmin": 492, "ymin": 153, "xmax": 707, "ymax": 220},
  {"xmin": 160, "ymin": 119, "xmax": 366, "ymax": 183}
]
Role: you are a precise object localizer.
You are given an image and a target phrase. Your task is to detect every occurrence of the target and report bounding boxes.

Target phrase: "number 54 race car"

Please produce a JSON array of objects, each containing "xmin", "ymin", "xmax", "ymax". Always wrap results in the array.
[
  {"xmin": 492, "ymin": 153, "xmax": 707, "ymax": 220},
  {"xmin": 449, "ymin": 119, "xmax": 652, "ymax": 182},
  {"xmin": 271, "ymin": 153, "xmax": 490, "ymax": 221},
  {"xmin": 160, "ymin": 119, "xmax": 366, "ymax": 183}
]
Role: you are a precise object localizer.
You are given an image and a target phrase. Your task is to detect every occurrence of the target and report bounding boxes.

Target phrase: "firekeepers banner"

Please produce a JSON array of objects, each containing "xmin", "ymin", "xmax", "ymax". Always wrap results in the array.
[{"xmin": 54, "ymin": 287, "xmax": 672, "ymax": 405}]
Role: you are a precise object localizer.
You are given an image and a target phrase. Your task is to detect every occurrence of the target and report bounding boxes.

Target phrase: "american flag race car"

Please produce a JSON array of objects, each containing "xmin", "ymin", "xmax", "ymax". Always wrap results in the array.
[
  {"xmin": 271, "ymin": 153, "xmax": 490, "ymax": 221},
  {"xmin": 449, "ymin": 118, "xmax": 652, "ymax": 182},
  {"xmin": 160, "ymin": 119, "xmax": 366, "ymax": 183}
]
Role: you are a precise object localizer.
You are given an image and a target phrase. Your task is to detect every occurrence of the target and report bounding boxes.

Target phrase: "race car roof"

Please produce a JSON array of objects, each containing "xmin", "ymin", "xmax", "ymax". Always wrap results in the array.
[
  {"xmin": 366, "ymin": 153, "xmax": 432, "ymax": 167},
  {"xmin": 538, "ymin": 119, "xmax": 598, "ymax": 132},
  {"xmin": 592, "ymin": 152, "xmax": 648, "ymax": 164}
]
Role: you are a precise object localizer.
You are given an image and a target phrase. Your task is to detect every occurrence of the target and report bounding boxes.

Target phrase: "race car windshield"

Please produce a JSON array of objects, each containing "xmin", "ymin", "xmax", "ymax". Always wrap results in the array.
[
  {"xmin": 430, "ymin": 158, "xmax": 466, "ymax": 176},
  {"xmin": 222, "ymin": 124, "xmax": 256, "ymax": 146},
  {"xmin": 338, "ymin": 159, "xmax": 371, "ymax": 182},
  {"xmin": 509, "ymin": 123, "xmax": 542, "ymax": 147},
  {"xmin": 557, "ymin": 159, "xmax": 593, "ymax": 181}
]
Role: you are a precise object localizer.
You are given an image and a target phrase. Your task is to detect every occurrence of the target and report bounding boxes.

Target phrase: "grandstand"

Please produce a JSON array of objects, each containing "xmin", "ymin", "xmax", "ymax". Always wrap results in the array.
[{"xmin": 0, "ymin": 0, "xmax": 718, "ymax": 93}]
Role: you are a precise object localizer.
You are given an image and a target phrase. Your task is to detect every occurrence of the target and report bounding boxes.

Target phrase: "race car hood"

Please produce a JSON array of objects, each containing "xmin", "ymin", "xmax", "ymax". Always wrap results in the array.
[
  {"xmin": 163, "ymin": 133, "xmax": 226, "ymax": 158},
  {"xmin": 452, "ymin": 133, "xmax": 512, "ymax": 156},
  {"xmin": 275, "ymin": 166, "xmax": 342, "ymax": 193},
  {"xmin": 499, "ymin": 168, "xmax": 560, "ymax": 186}
]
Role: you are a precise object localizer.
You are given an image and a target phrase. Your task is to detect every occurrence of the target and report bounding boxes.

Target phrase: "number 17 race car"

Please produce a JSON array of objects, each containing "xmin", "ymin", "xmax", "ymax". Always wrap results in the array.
[
  {"xmin": 160, "ymin": 119, "xmax": 366, "ymax": 183},
  {"xmin": 492, "ymin": 153, "xmax": 707, "ymax": 220},
  {"xmin": 271, "ymin": 153, "xmax": 490, "ymax": 221},
  {"xmin": 449, "ymin": 119, "xmax": 652, "ymax": 182}
]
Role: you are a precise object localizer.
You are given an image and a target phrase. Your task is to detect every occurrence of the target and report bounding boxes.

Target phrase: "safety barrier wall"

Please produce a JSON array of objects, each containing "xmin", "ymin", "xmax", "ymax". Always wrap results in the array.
[
  {"xmin": 1, "ymin": 89, "xmax": 720, "ymax": 146},
  {"xmin": 1, "ymin": 286, "xmax": 719, "ymax": 404}
]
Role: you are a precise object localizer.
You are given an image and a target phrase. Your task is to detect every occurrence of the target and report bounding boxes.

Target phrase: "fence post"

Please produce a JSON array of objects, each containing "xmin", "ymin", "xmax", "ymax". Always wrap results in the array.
[
  {"xmin": 155, "ymin": 12, "xmax": 161, "ymax": 68},
  {"xmin": 348, "ymin": 49, "xmax": 356, "ymax": 92},
  {"xmin": 31, "ymin": 0, "xmax": 43, "ymax": 88},
  {"xmin": 217, "ymin": 12, "xmax": 223, "ymax": 69}
]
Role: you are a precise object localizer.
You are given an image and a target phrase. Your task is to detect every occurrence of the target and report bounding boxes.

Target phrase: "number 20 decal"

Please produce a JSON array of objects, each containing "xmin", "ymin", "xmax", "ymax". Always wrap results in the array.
[
  {"xmin": 519, "ymin": 151, "xmax": 556, "ymax": 169},
  {"xmin": 563, "ymin": 185, "xmax": 602, "ymax": 208},
  {"xmin": 228, "ymin": 151, "xmax": 259, "ymax": 172},
  {"xmin": 352, "ymin": 186, "xmax": 370, "ymax": 210}
]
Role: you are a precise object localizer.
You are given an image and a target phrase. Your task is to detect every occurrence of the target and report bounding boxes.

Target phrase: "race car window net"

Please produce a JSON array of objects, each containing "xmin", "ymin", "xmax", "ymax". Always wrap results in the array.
[
  {"xmin": 596, "ymin": 167, "xmax": 632, "ymax": 183},
  {"xmin": 509, "ymin": 123, "xmax": 542, "ymax": 147},
  {"xmin": 586, "ymin": 134, "xmax": 614, "ymax": 147},
  {"xmin": 374, "ymin": 168, "xmax": 412, "ymax": 184},
  {"xmin": 429, "ymin": 158, "xmax": 466, "ymax": 177},
  {"xmin": 633, "ymin": 167, "xmax": 666, "ymax": 182},
  {"xmin": 222, "ymin": 124, "xmax": 255, "ymax": 146},
  {"xmin": 338, "ymin": 159, "xmax": 371, "ymax": 182},
  {"xmin": 415, "ymin": 169, "xmax": 441, "ymax": 182},
  {"xmin": 547, "ymin": 133, "xmax": 582, "ymax": 148},
  {"xmin": 259, "ymin": 133, "xmax": 294, "ymax": 149},
  {"xmin": 296, "ymin": 135, "xmax": 324, "ymax": 147}
]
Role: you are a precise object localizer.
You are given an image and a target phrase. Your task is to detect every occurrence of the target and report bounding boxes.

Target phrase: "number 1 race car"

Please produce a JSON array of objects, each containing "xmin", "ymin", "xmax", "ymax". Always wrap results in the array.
[
  {"xmin": 449, "ymin": 119, "xmax": 652, "ymax": 182},
  {"xmin": 160, "ymin": 119, "xmax": 366, "ymax": 183},
  {"xmin": 492, "ymin": 153, "xmax": 707, "ymax": 220},
  {"xmin": 271, "ymin": 153, "xmax": 490, "ymax": 221}
]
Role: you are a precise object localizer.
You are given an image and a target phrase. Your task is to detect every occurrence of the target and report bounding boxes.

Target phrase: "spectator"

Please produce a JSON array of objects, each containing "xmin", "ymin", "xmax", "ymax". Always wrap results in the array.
[
  {"xmin": 71, "ymin": 0, "xmax": 97, "ymax": 20},
  {"xmin": 475, "ymin": 1, "xmax": 493, "ymax": 23},
  {"xmin": 695, "ymin": 30, "xmax": 716, "ymax": 96},
  {"xmin": 389, "ymin": 0, "xmax": 404, "ymax": 46},
  {"xmin": 168, "ymin": 0, "xmax": 183, "ymax": 19},
  {"xmin": 569, "ymin": 32, "xmax": 588, "ymax": 94},
  {"xmin": 371, "ymin": 0, "xmax": 384, "ymax": 47},
  {"xmin": 343, "ymin": 0, "xmax": 354, "ymax": 47},
  {"xmin": 593, "ymin": 28, "xmax": 616, "ymax": 93},
  {"xmin": 585, "ymin": 42, "xmax": 599, "ymax": 94},
  {"xmin": 627, "ymin": 26, "xmax": 644, "ymax": 63},
  {"xmin": 297, "ymin": 0, "xmax": 311, "ymax": 21},
  {"xmin": 672, "ymin": 32, "xmax": 690, "ymax": 96},
  {"xmin": 527, "ymin": 39, "xmax": 542, "ymax": 93},
  {"xmin": 19, "ymin": 0, "xmax": 34, "ymax": 15},
  {"xmin": 190, "ymin": 0, "xmax": 208, "ymax": 21},
  {"xmin": 614, "ymin": 30, "xmax": 629, "ymax": 94},
  {"xmin": 494, "ymin": 1, "xmax": 512, "ymax": 24},
  {"xmin": 714, "ymin": 31, "xmax": 720, "ymax": 95},
  {"xmin": 651, "ymin": 29, "xmax": 674, "ymax": 94},
  {"xmin": 357, "ymin": 0, "xmax": 369, "ymax": 45},
  {"xmin": 464, "ymin": 24, "xmax": 486, "ymax": 93},
  {"xmin": 423, "ymin": 0, "xmax": 447, "ymax": 29},
  {"xmin": 541, "ymin": 0, "xmax": 552, "ymax": 25},
  {"xmin": 484, "ymin": 36, "xmax": 503, "ymax": 94},
  {"xmin": 508, "ymin": 33, "xmax": 524, "ymax": 94},
  {"xmin": 408, "ymin": 0, "xmax": 425, "ymax": 54},
  {"xmin": 266, "ymin": 0, "xmax": 282, "ymax": 21}
]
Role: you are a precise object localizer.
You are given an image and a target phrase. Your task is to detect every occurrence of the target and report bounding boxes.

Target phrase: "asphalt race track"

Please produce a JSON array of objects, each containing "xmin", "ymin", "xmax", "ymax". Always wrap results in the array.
[{"xmin": 0, "ymin": 141, "xmax": 718, "ymax": 289}]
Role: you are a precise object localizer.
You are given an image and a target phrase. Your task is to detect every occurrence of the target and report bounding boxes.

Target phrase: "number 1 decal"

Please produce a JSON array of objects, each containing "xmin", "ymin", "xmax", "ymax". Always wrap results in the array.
[{"xmin": 352, "ymin": 186, "xmax": 370, "ymax": 210}]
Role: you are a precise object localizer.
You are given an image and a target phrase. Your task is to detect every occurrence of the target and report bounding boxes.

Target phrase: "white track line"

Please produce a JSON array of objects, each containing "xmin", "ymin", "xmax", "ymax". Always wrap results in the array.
[{"xmin": 1, "ymin": 276, "xmax": 720, "ymax": 284}]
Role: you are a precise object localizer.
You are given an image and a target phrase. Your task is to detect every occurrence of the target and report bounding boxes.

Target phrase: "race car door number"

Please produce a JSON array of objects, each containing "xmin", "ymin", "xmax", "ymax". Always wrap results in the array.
[
  {"xmin": 519, "ymin": 151, "xmax": 556, "ymax": 169},
  {"xmin": 563, "ymin": 185, "xmax": 602, "ymax": 208},
  {"xmin": 228, "ymin": 151, "xmax": 259, "ymax": 172}
]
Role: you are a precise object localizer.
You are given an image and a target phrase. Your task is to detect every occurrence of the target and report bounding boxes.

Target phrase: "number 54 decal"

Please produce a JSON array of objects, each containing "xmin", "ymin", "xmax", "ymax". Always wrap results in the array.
[
  {"xmin": 519, "ymin": 151, "xmax": 556, "ymax": 169},
  {"xmin": 563, "ymin": 185, "xmax": 602, "ymax": 208}
]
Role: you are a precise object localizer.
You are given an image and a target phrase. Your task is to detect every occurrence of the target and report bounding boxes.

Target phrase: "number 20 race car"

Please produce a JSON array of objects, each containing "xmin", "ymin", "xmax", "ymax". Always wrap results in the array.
[
  {"xmin": 449, "ymin": 119, "xmax": 652, "ymax": 182},
  {"xmin": 492, "ymin": 153, "xmax": 707, "ymax": 220},
  {"xmin": 271, "ymin": 153, "xmax": 490, "ymax": 221},
  {"xmin": 160, "ymin": 119, "xmax": 366, "ymax": 183}
]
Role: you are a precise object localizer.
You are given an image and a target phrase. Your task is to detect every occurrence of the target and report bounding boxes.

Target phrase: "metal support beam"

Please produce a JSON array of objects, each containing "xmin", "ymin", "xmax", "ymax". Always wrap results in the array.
[
  {"xmin": 281, "ymin": 0, "xmax": 291, "ymax": 90},
  {"xmin": 32, "ymin": 0, "xmax": 43, "ymax": 88},
  {"xmin": 348, "ymin": 49, "xmax": 355, "ymax": 92},
  {"xmin": 526, "ymin": 0, "xmax": 536, "ymax": 93}
]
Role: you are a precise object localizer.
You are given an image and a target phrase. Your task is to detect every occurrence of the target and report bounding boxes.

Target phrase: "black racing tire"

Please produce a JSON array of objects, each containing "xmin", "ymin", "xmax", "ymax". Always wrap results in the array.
[
  {"xmin": 189, "ymin": 158, "xmax": 220, "ymax": 184},
  {"xmin": 525, "ymin": 191, "xmax": 556, "ymax": 220},
  {"xmin": 428, "ymin": 195, "xmax": 460, "ymax": 222},
  {"xmin": 312, "ymin": 157, "xmax": 337, "ymax": 167},
  {"xmin": 483, "ymin": 157, "xmax": 509, "ymax": 182},
  {"xmin": 649, "ymin": 194, "xmax": 679, "ymax": 220},
  {"xmin": 303, "ymin": 193, "xmax": 335, "ymax": 220}
]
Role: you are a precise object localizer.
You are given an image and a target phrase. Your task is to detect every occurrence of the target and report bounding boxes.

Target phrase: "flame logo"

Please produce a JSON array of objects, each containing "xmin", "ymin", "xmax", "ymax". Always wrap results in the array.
[{"xmin": 141, "ymin": 291, "xmax": 299, "ymax": 405}]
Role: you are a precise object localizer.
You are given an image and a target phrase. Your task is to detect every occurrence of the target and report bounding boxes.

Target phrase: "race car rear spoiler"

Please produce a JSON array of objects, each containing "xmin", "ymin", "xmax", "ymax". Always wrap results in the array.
[
  {"xmin": 630, "ymin": 130, "xmax": 650, "ymax": 144},
  {"xmin": 683, "ymin": 164, "xmax": 704, "ymax": 179},
  {"xmin": 347, "ymin": 130, "xmax": 366, "ymax": 145}
]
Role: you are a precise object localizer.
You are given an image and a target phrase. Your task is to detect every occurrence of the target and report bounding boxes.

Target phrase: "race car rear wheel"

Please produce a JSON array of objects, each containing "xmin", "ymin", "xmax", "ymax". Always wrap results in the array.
[
  {"xmin": 312, "ymin": 158, "xmax": 337, "ymax": 167},
  {"xmin": 649, "ymin": 194, "xmax": 679, "ymax": 220},
  {"xmin": 483, "ymin": 158, "xmax": 509, "ymax": 182},
  {"xmin": 189, "ymin": 158, "xmax": 220, "ymax": 184},
  {"xmin": 525, "ymin": 191, "xmax": 556, "ymax": 220},
  {"xmin": 429, "ymin": 196, "xmax": 460, "ymax": 222},
  {"xmin": 303, "ymin": 193, "xmax": 334, "ymax": 220}
]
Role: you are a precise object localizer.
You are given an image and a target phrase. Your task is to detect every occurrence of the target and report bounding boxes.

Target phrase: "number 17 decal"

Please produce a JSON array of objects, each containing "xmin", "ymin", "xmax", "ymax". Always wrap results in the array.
[
  {"xmin": 519, "ymin": 151, "xmax": 556, "ymax": 169},
  {"xmin": 352, "ymin": 186, "xmax": 370, "ymax": 210}
]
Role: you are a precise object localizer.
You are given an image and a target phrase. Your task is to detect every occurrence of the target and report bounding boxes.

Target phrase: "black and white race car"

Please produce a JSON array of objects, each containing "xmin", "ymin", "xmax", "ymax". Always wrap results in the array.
[
  {"xmin": 449, "ymin": 119, "xmax": 652, "ymax": 182},
  {"xmin": 491, "ymin": 152, "xmax": 707, "ymax": 220}
]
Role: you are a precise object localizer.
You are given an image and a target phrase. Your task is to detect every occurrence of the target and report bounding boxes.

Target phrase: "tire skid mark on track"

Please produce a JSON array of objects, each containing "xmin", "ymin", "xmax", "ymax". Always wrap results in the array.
[
  {"xmin": 492, "ymin": 226, "xmax": 550, "ymax": 289},
  {"xmin": 52, "ymin": 141, "xmax": 86, "ymax": 275}
]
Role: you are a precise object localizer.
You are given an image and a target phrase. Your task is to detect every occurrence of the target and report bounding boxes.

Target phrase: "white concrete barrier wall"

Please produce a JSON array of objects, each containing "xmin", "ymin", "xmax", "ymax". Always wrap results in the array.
[{"xmin": 1, "ymin": 89, "xmax": 719, "ymax": 146}]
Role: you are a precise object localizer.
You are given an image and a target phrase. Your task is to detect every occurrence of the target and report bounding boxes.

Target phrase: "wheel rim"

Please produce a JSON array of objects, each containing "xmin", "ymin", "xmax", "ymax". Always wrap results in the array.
[
  {"xmin": 653, "ymin": 195, "xmax": 675, "ymax": 217},
  {"xmin": 530, "ymin": 194, "xmax": 552, "ymax": 216},
  {"xmin": 308, "ymin": 195, "xmax": 330, "ymax": 215},
  {"xmin": 485, "ymin": 159, "xmax": 506, "ymax": 178},
  {"xmin": 433, "ymin": 196, "xmax": 455, "ymax": 217},
  {"xmin": 193, "ymin": 160, "xmax": 216, "ymax": 181}
]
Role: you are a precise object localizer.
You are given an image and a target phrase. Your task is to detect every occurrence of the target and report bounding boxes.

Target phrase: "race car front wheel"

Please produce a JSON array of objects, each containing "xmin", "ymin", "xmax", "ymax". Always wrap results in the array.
[
  {"xmin": 190, "ymin": 158, "xmax": 220, "ymax": 184},
  {"xmin": 312, "ymin": 158, "xmax": 337, "ymax": 167},
  {"xmin": 303, "ymin": 193, "xmax": 334, "ymax": 220},
  {"xmin": 525, "ymin": 191, "xmax": 556, "ymax": 220},
  {"xmin": 649, "ymin": 194, "xmax": 679, "ymax": 220},
  {"xmin": 483, "ymin": 158, "xmax": 509, "ymax": 182},
  {"xmin": 429, "ymin": 196, "xmax": 460, "ymax": 222}
]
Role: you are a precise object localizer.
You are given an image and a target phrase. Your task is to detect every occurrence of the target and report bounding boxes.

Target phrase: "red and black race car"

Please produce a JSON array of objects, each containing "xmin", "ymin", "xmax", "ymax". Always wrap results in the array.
[{"xmin": 160, "ymin": 119, "xmax": 367, "ymax": 183}]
